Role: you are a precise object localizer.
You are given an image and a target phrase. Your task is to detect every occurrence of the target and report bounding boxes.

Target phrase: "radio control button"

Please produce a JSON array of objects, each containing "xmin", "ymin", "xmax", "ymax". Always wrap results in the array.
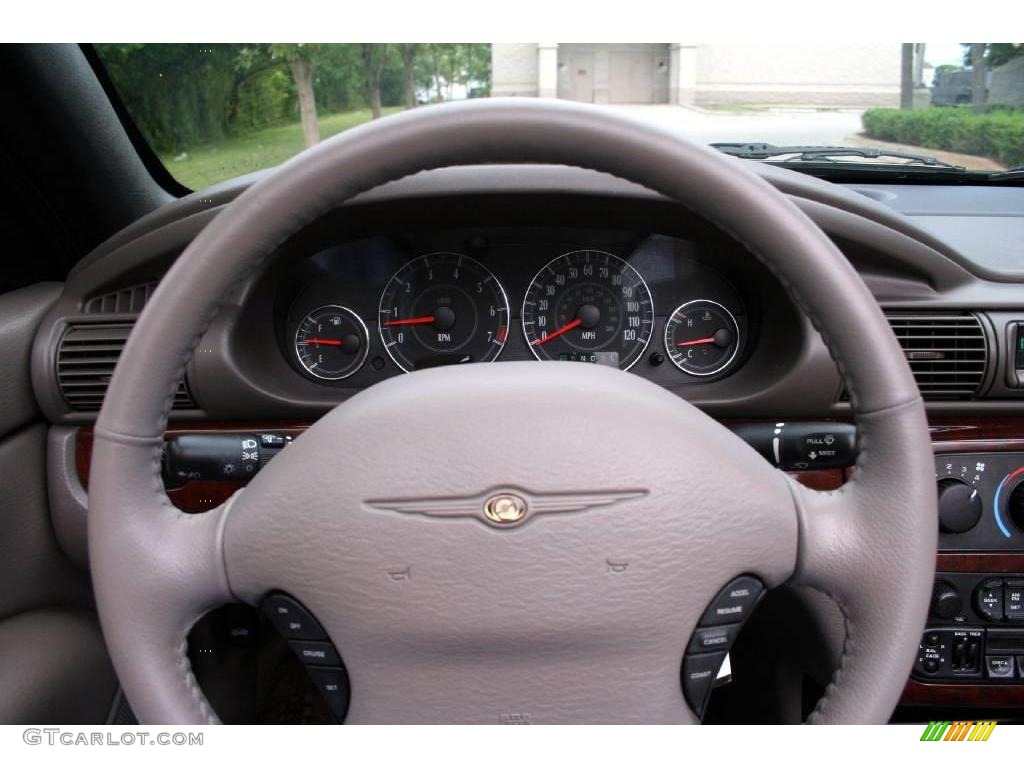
[
  {"xmin": 977, "ymin": 579, "xmax": 1005, "ymax": 622},
  {"xmin": 986, "ymin": 655, "xmax": 1015, "ymax": 679},
  {"xmin": 1005, "ymin": 579, "xmax": 1024, "ymax": 620}
]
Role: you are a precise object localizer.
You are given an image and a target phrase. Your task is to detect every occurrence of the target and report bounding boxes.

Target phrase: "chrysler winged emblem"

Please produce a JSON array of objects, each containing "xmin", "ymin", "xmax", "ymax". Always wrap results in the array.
[{"xmin": 365, "ymin": 487, "xmax": 647, "ymax": 528}]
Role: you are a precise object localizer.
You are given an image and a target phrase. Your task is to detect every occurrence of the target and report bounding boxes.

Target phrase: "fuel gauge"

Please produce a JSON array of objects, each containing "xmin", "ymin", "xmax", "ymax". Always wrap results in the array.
[
  {"xmin": 664, "ymin": 299, "xmax": 740, "ymax": 377},
  {"xmin": 294, "ymin": 305, "xmax": 369, "ymax": 381}
]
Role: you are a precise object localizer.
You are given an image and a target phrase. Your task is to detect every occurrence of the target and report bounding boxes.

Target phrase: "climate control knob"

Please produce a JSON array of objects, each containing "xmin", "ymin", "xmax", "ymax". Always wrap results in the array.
[{"xmin": 937, "ymin": 478, "xmax": 983, "ymax": 533}]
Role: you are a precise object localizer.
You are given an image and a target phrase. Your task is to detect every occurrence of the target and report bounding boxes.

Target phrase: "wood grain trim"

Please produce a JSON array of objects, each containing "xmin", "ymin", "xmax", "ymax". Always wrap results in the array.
[
  {"xmin": 902, "ymin": 678, "xmax": 1024, "ymax": 707},
  {"xmin": 74, "ymin": 421, "xmax": 848, "ymax": 509}
]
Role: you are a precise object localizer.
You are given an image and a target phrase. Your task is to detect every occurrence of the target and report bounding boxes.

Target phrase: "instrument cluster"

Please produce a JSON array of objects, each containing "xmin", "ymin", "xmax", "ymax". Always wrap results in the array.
[{"xmin": 277, "ymin": 225, "xmax": 754, "ymax": 387}]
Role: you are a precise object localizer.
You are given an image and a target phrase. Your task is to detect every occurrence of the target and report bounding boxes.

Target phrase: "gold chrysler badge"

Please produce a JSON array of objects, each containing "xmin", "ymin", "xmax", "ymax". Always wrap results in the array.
[{"xmin": 483, "ymin": 493, "xmax": 528, "ymax": 525}]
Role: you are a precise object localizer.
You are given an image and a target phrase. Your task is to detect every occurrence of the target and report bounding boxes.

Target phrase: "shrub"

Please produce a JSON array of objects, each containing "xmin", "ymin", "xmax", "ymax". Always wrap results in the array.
[{"xmin": 861, "ymin": 107, "xmax": 1024, "ymax": 168}]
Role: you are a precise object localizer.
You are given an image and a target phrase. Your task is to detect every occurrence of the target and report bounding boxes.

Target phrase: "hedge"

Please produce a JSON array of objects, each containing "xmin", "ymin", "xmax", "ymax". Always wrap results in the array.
[{"xmin": 861, "ymin": 107, "xmax": 1024, "ymax": 169}]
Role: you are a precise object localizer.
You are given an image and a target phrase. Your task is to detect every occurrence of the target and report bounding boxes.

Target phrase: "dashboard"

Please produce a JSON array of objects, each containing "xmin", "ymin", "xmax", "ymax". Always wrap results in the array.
[{"xmin": 27, "ymin": 160, "xmax": 1024, "ymax": 718}]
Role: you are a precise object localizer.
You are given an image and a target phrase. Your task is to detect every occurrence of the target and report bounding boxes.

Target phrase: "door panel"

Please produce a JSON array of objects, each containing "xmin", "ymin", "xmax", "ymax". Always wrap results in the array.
[{"xmin": 0, "ymin": 282, "xmax": 116, "ymax": 723}]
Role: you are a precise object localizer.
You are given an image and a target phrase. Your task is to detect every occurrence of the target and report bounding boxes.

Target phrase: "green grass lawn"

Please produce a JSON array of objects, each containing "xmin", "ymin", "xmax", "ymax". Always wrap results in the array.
[{"xmin": 161, "ymin": 106, "xmax": 404, "ymax": 190}]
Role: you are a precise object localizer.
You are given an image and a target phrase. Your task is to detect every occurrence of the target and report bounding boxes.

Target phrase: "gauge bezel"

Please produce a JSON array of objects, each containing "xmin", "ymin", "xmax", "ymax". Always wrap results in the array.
[
  {"xmin": 663, "ymin": 299, "xmax": 741, "ymax": 377},
  {"xmin": 377, "ymin": 252, "xmax": 510, "ymax": 373},
  {"xmin": 520, "ymin": 249, "xmax": 654, "ymax": 372},
  {"xmin": 293, "ymin": 304, "xmax": 370, "ymax": 381}
]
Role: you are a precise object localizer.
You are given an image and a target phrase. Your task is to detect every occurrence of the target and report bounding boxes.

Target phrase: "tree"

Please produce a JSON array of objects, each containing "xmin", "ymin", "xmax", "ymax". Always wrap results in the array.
[
  {"xmin": 270, "ymin": 44, "xmax": 321, "ymax": 147},
  {"xmin": 899, "ymin": 43, "xmax": 915, "ymax": 110},
  {"xmin": 970, "ymin": 42, "xmax": 988, "ymax": 113},
  {"xmin": 361, "ymin": 44, "xmax": 389, "ymax": 119},
  {"xmin": 396, "ymin": 44, "xmax": 420, "ymax": 108}
]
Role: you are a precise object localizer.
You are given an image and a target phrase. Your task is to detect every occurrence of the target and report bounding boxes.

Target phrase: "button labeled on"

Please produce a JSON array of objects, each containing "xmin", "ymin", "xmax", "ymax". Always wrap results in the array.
[{"xmin": 261, "ymin": 594, "xmax": 327, "ymax": 640}]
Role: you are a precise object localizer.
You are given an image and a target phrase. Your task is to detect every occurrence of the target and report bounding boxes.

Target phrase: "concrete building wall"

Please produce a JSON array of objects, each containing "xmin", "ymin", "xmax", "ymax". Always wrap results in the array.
[
  {"xmin": 491, "ymin": 43, "xmax": 539, "ymax": 97},
  {"xmin": 693, "ymin": 43, "xmax": 902, "ymax": 106},
  {"xmin": 492, "ymin": 42, "xmax": 907, "ymax": 108}
]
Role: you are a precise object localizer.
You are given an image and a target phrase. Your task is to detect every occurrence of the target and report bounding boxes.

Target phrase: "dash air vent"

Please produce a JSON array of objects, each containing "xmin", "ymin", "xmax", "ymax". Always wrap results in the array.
[
  {"xmin": 885, "ymin": 312, "xmax": 988, "ymax": 400},
  {"xmin": 84, "ymin": 282, "xmax": 157, "ymax": 314},
  {"xmin": 56, "ymin": 323, "xmax": 195, "ymax": 412}
]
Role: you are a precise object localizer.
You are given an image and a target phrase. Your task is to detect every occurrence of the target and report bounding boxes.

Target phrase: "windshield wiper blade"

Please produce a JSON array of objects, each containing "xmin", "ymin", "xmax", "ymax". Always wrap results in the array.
[{"xmin": 711, "ymin": 143, "xmax": 966, "ymax": 171}]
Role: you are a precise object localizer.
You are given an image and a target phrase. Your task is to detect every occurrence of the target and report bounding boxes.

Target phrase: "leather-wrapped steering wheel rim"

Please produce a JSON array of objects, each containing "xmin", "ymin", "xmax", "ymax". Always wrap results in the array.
[{"xmin": 90, "ymin": 98, "xmax": 936, "ymax": 724}]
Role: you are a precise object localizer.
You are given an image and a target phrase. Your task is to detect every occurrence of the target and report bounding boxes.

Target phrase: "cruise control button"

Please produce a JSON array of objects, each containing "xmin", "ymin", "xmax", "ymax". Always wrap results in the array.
[
  {"xmin": 977, "ymin": 579, "xmax": 1005, "ymax": 622},
  {"xmin": 290, "ymin": 640, "xmax": 341, "ymax": 666},
  {"xmin": 261, "ymin": 594, "xmax": 327, "ymax": 640},
  {"xmin": 699, "ymin": 576, "xmax": 764, "ymax": 626},
  {"xmin": 307, "ymin": 666, "xmax": 350, "ymax": 722},
  {"xmin": 986, "ymin": 655, "xmax": 1015, "ymax": 679},
  {"xmin": 687, "ymin": 624, "xmax": 740, "ymax": 655},
  {"xmin": 1005, "ymin": 579, "xmax": 1024, "ymax": 620},
  {"xmin": 682, "ymin": 652, "xmax": 727, "ymax": 718}
]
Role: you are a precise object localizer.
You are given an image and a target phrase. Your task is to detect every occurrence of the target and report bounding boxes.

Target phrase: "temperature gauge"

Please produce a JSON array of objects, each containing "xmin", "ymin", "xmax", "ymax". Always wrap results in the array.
[{"xmin": 664, "ymin": 299, "xmax": 740, "ymax": 377}]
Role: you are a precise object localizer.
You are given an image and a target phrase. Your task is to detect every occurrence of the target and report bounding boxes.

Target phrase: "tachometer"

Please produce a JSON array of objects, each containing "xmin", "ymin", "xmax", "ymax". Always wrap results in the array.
[
  {"xmin": 521, "ymin": 250, "xmax": 654, "ymax": 370},
  {"xmin": 378, "ymin": 252, "xmax": 509, "ymax": 372},
  {"xmin": 294, "ymin": 305, "xmax": 369, "ymax": 381}
]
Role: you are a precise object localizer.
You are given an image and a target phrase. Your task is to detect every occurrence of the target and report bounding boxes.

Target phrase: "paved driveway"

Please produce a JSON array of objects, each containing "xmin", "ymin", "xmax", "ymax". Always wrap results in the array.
[
  {"xmin": 591, "ymin": 104, "xmax": 1003, "ymax": 170},
  {"xmin": 596, "ymin": 104, "xmax": 866, "ymax": 146}
]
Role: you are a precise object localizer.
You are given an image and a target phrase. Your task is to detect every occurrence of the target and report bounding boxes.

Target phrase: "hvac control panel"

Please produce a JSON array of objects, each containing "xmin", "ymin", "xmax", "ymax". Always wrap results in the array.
[
  {"xmin": 914, "ymin": 573, "xmax": 1024, "ymax": 683},
  {"xmin": 935, "ymin": 452, "xmax": 1024, "ymax": 551}
]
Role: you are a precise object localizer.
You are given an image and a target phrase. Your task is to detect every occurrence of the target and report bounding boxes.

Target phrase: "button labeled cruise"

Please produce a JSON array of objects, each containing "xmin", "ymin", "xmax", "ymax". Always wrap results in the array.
[
  {"xmin": 290, "ymin": 640, "xmax": 341, "ymax": 666},
  {"xmin": 699, "ymin": 576, "xmax": 764, "ymax": 626}
]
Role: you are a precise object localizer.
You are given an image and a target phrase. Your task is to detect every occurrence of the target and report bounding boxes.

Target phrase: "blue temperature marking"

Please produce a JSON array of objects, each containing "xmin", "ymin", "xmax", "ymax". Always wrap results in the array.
[{"xmin": 992, "ymin": 468, "xmax": 1024, "ymax": 539}]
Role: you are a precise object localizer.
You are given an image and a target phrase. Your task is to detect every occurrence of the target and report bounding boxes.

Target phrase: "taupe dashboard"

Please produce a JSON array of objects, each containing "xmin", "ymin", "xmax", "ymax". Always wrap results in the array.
[{"xmin": 28, "ymin": 162, "xmax": 1024, "ymax": 425}]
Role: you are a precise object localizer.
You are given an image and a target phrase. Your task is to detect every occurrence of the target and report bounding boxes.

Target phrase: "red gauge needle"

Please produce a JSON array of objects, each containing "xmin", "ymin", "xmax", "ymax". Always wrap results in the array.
[
  {"xmin": 532, "ymin": 317, "xmax": 583, "ymax": 346},
  {"xmin": 677, "ymin": 336, "xmax": 717, "ymax": 348},
  {"xmin": 302, "ymin": 337, "xmax": 344, "ymax": 346},
  {"xmin": 382, "ymin": 315, "xmax": 435, "ymax": 327}
]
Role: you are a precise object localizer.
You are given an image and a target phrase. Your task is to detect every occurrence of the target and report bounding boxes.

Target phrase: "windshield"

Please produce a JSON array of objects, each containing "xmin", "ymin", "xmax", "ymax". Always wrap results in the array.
[{"xmin": 93, "ymin": 43, "xmax": 1024, "ymax": 190}]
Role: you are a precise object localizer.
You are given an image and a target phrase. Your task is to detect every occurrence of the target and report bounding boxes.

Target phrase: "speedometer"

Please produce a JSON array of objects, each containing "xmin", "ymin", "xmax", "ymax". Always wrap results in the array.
[
  {"xmin": 378, "ymin": 252, "xmax": 509, "ymax": 372},
  {"xmin": 521, "ymin": 250, "xmax": 654, "ymax": 370}
]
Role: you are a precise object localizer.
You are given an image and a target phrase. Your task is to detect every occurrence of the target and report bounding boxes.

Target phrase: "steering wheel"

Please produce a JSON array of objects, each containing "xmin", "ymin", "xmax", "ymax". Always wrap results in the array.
[{"xmin": 89, "ymin": 99, "xmax": 936, "ymax": 724}]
